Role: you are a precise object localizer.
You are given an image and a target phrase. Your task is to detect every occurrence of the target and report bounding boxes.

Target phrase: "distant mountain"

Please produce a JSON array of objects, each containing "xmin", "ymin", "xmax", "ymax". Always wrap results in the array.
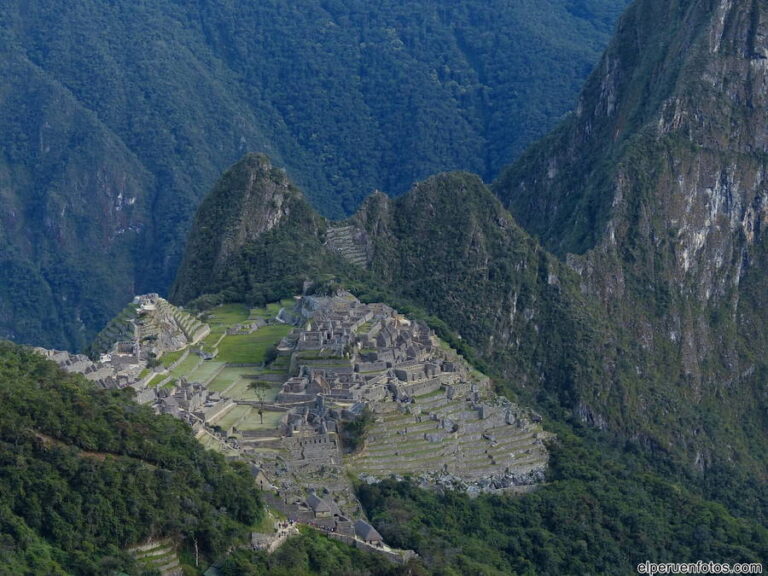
[{"xmin": 0, "ymin": 0, "xmax": 628, "ymax": 350}]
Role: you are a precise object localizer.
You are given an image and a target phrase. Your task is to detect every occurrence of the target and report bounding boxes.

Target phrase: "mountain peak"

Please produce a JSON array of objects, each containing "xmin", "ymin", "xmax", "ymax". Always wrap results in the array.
[{"xmin": 171, "ymin": 154, "xmax": 317, "ymax": 303}]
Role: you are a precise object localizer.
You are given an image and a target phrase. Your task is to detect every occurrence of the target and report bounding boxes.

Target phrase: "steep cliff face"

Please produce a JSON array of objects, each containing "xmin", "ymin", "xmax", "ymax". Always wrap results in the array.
[{"xmin": 497, "ymin": 0, "xmax": 768, "ymax": 468}]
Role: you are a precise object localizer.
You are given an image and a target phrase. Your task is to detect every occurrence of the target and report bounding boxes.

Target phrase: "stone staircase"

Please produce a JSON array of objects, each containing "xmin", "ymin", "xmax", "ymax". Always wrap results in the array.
[{"xmin": 325, "ymin": 225, "xmax": 369, "ymax": 267}]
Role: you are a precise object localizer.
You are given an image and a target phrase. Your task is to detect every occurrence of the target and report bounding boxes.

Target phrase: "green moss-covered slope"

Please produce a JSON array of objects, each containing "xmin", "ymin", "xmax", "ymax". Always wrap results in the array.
[{"xmin": 0, "ymin": 341, "xmax": 263, "ymax": 575}]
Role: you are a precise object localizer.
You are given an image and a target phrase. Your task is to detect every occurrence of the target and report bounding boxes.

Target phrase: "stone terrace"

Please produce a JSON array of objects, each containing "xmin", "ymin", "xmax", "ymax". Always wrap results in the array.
[
  {"xmin": 352, "ymin": 388, "xmax": 548, "ymax": 491},
  {"xmin": 324, "ymin": 225, "xmax": 369, "ymax": 267}
]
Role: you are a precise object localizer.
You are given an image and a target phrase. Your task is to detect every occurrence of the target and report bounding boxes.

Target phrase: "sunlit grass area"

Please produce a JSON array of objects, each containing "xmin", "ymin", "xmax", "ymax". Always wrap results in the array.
[
  {"xmin": 208, "ymin": 367, "xmax": 253, "ymax": 393},
  {"xmin": 237, "ymin": 410, "xmax": 284, "ymax": 430},
  {"xmin": 216, "ymin": 325, "xmax": 293, "ymax": 364},
  {"xmin": 185, "ymin": 360, "xmax": 224, "ymax": 384}
]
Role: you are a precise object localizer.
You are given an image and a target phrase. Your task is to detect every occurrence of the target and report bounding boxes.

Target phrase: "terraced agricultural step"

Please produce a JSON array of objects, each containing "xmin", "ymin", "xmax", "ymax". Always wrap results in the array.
[
  {"xmin": 325, "ymin": 225, "xmax": 368, "ymax": 267},
  {"xmin": 129, "ymin": 540, "xmax": 183, "ymax": 576},
  {"xmin": 134, "ymin": 546, "xmax": 171, "ymax": 559}
]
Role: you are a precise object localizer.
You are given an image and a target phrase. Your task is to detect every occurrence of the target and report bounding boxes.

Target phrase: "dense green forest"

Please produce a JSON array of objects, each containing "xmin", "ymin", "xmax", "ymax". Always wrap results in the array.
[
  {"xmin": 0, "ymin": 0, "xmax": 628, "ymax": 350},
  {"xmin": 0, "ymin": 342, "xmax": 262, "ymax": 575},
  {"xmin": 219, "ymin": 530, "xmax": 423, "ymax": 576}
]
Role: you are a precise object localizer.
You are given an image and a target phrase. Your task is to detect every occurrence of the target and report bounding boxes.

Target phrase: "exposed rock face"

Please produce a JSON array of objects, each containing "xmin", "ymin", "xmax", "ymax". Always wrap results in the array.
[
  {"xmin": 496, "ymin": 0, "xmax": 768, "ymax": 467},
  {"xmin": 214, "ymin": 156, "xmax": 295, "ymax": 271}
]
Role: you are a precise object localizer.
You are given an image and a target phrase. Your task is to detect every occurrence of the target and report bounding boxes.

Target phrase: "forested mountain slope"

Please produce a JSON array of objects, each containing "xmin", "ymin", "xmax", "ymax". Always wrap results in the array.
[
  {"xmin": 495, "ymin": 0, "xmax": 768, "ymax": 472},
  {"xmin": 0, "ymin": 0, "xmax": 628, "ymax": 350},
  {"xmin": 0, "ymin": 342, "xmax": 262, "ymax": 576}
]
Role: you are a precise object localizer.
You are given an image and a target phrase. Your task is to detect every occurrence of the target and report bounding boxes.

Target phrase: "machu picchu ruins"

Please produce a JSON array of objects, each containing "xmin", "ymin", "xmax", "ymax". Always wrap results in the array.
[{"xmin": 37, "ymin": 290, "xmax": 550, "ymax": 557}]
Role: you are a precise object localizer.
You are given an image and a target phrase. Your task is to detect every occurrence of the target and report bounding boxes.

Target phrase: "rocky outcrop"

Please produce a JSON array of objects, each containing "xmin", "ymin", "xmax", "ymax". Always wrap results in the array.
[{"xmin": 213, "ymin": 155, "xmax": 296, "ymax": 273}]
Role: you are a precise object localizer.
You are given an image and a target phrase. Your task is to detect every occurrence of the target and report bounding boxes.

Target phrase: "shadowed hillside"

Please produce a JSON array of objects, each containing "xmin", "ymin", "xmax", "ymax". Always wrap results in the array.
[{"xmin": 0, "ymin": 0, "xmax": 628, "ymax": 350}]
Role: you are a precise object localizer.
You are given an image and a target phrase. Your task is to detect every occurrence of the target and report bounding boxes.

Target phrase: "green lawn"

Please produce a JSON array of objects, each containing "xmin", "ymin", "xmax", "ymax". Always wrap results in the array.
[
  {"xmin": 160, "ymin": 348, "xmax": 185, "ymax": 367},
  {"xmin": 145, "ymin": 373, "xmax": 162, "ymax": 388},
  {"xmin": 203, "ymin": 304, "xmax": 251, "ymax": 340},
  {"xmin": 250, "ymin": 298, "xmax": 296, "ymax": 321},
  {"xmin": 216, "ymin": 325, "xmax": 292, "ymax": 364},
  {"xmin": 270, "ymin": 355, "xmax": 291, "ymax": 370},
  {"xmin": 215, "ymin": 405, "xmax": 252, "ymax": 429},
  {"xmin": 198, "ymin": 300, "xmax": 296, "ymax": 353},
  {"xmin": 209, "ymin": 303, "xmax": 250, "ymax": 325},
  {"xmin": 186, "ymin": 360, "xmax": 225, "ymax": 384},
  {"xmin": 202, "ymin": 331, "xmax": 224, "ymax": 349},
  {"xmin": 208, "ymin": 367, "xmax": 254, "ymax": 393},
  {"xmin": 162, "ymin": 379, "xmax": 178, "ymax": 390},
  {"xmin": 237, "ymin": 410, "xmax": 284, "ymax": 430},
  {"xmin": 170, "ymin": 354, "xmax": 201, "ymax": 378},
  {"xmin": 228, "ymin": 379, "xmax": 281, "ymax": 403}
]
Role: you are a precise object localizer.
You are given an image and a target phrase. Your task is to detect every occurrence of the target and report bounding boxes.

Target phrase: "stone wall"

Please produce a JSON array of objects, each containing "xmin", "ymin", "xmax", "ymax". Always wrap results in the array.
[
  {"xmin": 396, "ymin": 377, "xmax": 443, "ymax": 398},
  {"xmin": 324, "ymin": 532, "xmax": 417, "ymax": 565}
]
